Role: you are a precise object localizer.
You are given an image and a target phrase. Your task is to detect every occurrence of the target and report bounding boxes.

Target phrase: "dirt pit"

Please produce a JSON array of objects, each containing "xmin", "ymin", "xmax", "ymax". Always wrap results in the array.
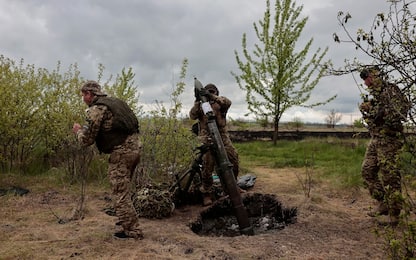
[{"xmin": 190, "ymin": 192, "xmax": 297, "ymax": 237}]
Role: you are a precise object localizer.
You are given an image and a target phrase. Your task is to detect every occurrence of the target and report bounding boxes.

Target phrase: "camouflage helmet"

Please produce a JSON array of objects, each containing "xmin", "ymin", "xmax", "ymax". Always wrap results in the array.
[
  {"xmin": 359, "ymin": 69, "xmax": 370, "ymax": 80},
  {"xmin": 81, "ymin": 80, "xmax": 107, "ymax": 96},
  {"xmin": 204, "ymin": 84, "xmax": 219, "ymax": 95}
]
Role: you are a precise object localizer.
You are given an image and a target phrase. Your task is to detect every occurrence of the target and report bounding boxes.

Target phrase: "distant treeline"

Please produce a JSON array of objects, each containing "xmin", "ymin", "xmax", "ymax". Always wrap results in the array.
[{"xmin": 229, "ymin": 130, "xmax": 416, "ymax": 142}]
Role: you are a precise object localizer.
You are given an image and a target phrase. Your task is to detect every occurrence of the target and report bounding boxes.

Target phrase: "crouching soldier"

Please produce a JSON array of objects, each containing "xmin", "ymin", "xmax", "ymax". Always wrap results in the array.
[{"xmin": 73, "ymin": 81, "xmax": 143, "ymax": 239}]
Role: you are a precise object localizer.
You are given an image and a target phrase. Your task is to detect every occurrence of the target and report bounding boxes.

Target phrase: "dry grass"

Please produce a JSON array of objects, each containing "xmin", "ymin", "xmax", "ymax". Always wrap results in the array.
[{"xmin": 0, "ymin": 168, "xmax": 387, "ymax": 260}]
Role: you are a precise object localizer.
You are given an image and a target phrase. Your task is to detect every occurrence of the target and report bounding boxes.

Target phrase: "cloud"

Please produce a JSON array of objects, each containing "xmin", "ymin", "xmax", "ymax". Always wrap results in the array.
[{"xmin": 0, "ymin": 0, "xmax": 393, "ymax": 124}]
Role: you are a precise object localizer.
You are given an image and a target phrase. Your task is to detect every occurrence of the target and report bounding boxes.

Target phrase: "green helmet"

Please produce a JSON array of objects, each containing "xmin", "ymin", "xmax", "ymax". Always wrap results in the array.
[{"xmin": 204, "ymin": 84, "xmax": 219, "ymax": 95}]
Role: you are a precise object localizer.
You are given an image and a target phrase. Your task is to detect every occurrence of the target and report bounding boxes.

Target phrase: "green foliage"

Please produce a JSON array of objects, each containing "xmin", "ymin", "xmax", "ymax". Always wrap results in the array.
[
  {"xmin": 377, "ymin": 219, "xmax": 416, "ymax": 259},
  {"xmin": 0, "ymin": 56, "xmax": 84, "ymax": 172},
  {"xmin": 232, "ymin": 0, "xmax": 336, "ymax": 144},
  {"xmin": 353, "ymin": 118, "xmax": 365, "ymax": 128},
  {"xmin": 0, "ymin": 54, "xmax": 141, "ymax": 177},
  {"xmin": 138, "ymin": 59, "xmax": 198, "ymax": 185},
  {"xmin": 0, "ymin": 54, "xmax": 197, "ymax": 191},
  {"xmin": 103, "ymin": 67, "xmax": 143, "ymax": 116}
]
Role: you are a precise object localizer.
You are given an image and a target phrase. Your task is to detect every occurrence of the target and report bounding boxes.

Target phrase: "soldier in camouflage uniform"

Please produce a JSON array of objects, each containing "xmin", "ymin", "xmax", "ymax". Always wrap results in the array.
[
  {"xmin": 359, "ymin": 68, "xmax": 410, "ymax": 218},
  {"xmin": 189, "ymin": 84, "xmax": 242, "ymax": 206},
  {"xmin": 73, "ymin": 81, "xmax": 143, "ymax": 239}
]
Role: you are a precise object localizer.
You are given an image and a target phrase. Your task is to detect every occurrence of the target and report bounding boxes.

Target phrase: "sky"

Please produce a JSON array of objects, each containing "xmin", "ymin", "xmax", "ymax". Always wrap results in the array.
[{"xmin": 0, "ymin": 0, "xmax": 394, "ymax": 124}]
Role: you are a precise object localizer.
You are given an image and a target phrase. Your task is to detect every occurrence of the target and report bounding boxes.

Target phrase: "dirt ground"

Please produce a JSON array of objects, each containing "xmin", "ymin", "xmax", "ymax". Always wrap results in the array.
[{"xmin": 0, "ymin": 167, "xmax": 390, "ymax": 260}]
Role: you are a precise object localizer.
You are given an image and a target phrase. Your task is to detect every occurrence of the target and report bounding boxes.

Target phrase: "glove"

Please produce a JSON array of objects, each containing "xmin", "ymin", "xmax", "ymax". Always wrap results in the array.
[
  {"xmin": 199, "ymin": 88, "xmax": 211, "ymax": 99},
  {"xmin": 359, "ymin": 102, "xmax": 371, "ymax": 112},
  {"xmin": 194, "ymin": 88, "xmax": 201, "ymax": 101}
]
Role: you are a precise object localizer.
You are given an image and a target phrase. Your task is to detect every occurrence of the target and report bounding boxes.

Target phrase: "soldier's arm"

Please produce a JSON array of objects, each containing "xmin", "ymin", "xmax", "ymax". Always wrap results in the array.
[
  {"xmin": 359, "ymin": 101, "xmax": 371, "ymax": 114},
  {"xmin": 189, "ymin": 101, "xmax": 202, "ymax": 120},
  {"xmin": 76, "ymin": 105, "xmax": 107, "ymax": 146},
  {"xmin": 212, "ymin": 95, "xmax": 231, "ymax": 110}
]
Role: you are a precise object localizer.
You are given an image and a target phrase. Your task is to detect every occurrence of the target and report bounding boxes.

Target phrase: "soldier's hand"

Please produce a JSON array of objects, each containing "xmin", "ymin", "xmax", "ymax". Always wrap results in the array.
[
  {"xmin": 359, "ymin": 102, "xmax": 371, "ymax": 112},
  {"xmin": 199, "ymin": 88, "xmax": 212, "ymax": 99},
  {"xmin": 73, "ymin": 123, "xmax": 81, "ymax": 134}
]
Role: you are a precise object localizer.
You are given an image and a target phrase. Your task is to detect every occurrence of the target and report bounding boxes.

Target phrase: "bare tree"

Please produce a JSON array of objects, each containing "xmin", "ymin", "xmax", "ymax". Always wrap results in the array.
[
  {"xmin": 331, "ymin": 0, "xmax": 415, "ymax": 123},
  {"xmin": 325, "ymin": 109, "xmax": 342, "ymax": 128}
]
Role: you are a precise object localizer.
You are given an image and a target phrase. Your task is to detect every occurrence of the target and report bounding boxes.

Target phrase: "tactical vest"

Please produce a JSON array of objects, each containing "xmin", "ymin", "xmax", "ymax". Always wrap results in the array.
[
  {"xmin": 91, "ymin": 97, "xmax": 139, "ymax": 153},
  {"xmin": 364, "ymin": 83, "xmax": 408, "ymax": 136}
]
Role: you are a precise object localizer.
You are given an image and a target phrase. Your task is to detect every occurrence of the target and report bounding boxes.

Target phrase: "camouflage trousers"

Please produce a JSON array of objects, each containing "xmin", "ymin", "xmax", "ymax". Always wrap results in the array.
[
  {"xmin": 108, "ymin": 133, "xmax": 142, "ymax": 237},
  {"xmin": 200, "ymin": 132, "xmax": 239, "ymax": 194},
  {"xmin": 361, "ymin": 135, "xmax": 403, "ymax": 211}
]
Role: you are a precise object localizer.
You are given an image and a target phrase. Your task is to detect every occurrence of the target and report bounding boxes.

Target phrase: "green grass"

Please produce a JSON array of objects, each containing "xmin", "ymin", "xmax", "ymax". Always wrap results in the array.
[
  {"xmin": 0, "ymin": 137, "xmax": 371, "ymax": 190},
  {"xmin": 0, "ymin": 166, "xmax": 109, "ymax": 194},
  {"xmin": 235, "ymin": 137, "xmax": 369, "ymax": 188}
]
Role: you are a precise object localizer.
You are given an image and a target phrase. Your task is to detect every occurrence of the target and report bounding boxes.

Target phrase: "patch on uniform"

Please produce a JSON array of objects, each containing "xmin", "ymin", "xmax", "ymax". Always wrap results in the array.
[{"xmin": 133, "ymin": 185, "xmax": 175, "ymax": 219}]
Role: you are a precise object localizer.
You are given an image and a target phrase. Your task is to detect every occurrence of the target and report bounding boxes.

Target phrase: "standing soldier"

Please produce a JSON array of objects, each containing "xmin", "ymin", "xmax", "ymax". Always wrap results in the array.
[
  {"xmin": 73, "ymin": 81, "xmax": 143, "ymax": 239},
  {"xmin": 189, "ymin": 83, "xmax": 243, "ymax": 206},
  {"xmin": 359, "ymin": 68, "xmax": 410, "ymax": 221}
]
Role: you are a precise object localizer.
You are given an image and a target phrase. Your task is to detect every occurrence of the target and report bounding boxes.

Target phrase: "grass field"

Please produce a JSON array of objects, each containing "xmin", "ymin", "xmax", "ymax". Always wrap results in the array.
[
  {"xmin": 1, "ymin": 137, "xmax": 415, "ymax": 259},
  {"xmin": 235, "ymin": 137, "xmax": 369, "ymax": 189}
]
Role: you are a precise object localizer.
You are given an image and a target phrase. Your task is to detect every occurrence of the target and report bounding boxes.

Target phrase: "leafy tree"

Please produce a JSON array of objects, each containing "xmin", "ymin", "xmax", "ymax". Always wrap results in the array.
[
  {"xmin": 38, "ymin": 62, "xmax": 84, "ymax": 154},
  {"xmin": 0, "ymin": 56, "xmax": 86, "ymax": 173},
  {"xmin": 104, "ymin": 67, "xmax": 143, "ymax": 116},
  {"xmin": 0, "ymin": 57, "xmax": 45, "ymax": 171},
  {"xmin": 139, "ymin": 58, "xmax": 197, "ymax": 184},
  {"xmin": 0, "ymin": 54, "xmax": 140, "ymax": 174},
  {"xmin": 232, "ymin": 0, "xmax": 336, "ymax": 144},
  {"xmin": 0, "ymin": 54, "xmax": 196, "ymax": 188}
]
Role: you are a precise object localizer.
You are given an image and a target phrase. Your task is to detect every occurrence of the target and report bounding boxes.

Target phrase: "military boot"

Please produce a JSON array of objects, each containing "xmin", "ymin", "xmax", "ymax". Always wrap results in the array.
[
  {"xmin": 114, "ymin": 229, "xmax": 144, "ymax": 240},
  {"xmin": 124, "ymin": 229, "xmax": 144, "ymax": 240},
  {"xmin": 367, "ymin": 203, "xmax": 389, "ymax": 217}
]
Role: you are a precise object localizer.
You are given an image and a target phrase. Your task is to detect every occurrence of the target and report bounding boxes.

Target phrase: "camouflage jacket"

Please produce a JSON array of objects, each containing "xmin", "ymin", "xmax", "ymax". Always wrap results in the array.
[
  {"xmin": 189, "ymin": 94, "xmax": 231, "ymax": 135},
  {"xmin": 359, "ymin": 82, "xmax": 409, "ymax": 136},
  {"xmin": 77, "ymin": 96, "xmax": 139, "ymax": 153}
]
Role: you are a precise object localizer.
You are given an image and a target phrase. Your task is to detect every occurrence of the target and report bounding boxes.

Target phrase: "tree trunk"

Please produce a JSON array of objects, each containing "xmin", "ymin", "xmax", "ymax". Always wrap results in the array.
[{"xmin": 272, "ymin": 119, "xmax": 279, "ymax": 145}]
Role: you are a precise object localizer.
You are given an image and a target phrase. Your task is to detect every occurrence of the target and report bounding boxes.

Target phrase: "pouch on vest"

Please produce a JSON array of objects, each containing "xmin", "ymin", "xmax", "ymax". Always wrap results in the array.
[{"xmin": 192, "ymin": 122, "xmax": 199, "ymax": 136}]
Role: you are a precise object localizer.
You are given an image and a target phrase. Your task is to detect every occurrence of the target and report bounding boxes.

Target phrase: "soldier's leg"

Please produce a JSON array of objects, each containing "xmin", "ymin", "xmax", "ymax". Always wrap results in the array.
[
  {"xmin": 378, "ymin": 137, "xmax": 403, "ymax": 216},
  {"xmin": 201, "ymin": 151, "xmax": 215, "ymax": 206},
  {"xmin": 361, "ymin": 139, "xmax": 384, "ymax": 201},
  {"xmin": 223, "ymin": 135, "xmax": 245, "ymax": 193},
  {"xmin": 108, "ymin": 137, "xmax": 142, "ymax": 239},
  {"xmin": 222, "ymin": 134, "xmax": 239, "ymax": 179}
]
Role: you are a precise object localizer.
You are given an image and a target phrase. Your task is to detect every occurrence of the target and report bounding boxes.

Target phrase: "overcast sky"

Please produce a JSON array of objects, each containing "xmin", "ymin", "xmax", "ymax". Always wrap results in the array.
[{"xmin": 0, "ymin": 0, "xmax": 393, "ymax": 124}]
